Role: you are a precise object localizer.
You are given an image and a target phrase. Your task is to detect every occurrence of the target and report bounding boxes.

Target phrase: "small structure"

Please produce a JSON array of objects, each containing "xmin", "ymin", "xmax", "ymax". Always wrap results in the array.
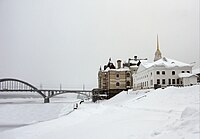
[
  {"xmin": 178, "ymin": 73, "xmax": 198, "ymax": 86},
  {"xmin": 192, "ymin": 68, "xmax": 200, "ymax": 83}
]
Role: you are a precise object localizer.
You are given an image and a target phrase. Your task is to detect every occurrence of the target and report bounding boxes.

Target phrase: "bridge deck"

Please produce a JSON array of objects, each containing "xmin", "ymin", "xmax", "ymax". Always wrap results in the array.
[{"xmin": 0, "ymin": 89, "xmax": 92, "ymax": 92}]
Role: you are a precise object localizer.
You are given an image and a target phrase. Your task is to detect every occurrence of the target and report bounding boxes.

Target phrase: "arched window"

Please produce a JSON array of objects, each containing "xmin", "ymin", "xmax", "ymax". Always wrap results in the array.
[
  {"xmin": 172, "ymin": 71, "xmax": 175, "ymax": 75},
  {"xmin": 126, "ymin": 73, "xmax": 130, "ymax": 77},
  {"xmin": 126, "ymin": 81, "xmax": 130, "ymax": 86},
  {"xmin": 116, "ymin": 82, "xmax": 120, "ymax": 86}
]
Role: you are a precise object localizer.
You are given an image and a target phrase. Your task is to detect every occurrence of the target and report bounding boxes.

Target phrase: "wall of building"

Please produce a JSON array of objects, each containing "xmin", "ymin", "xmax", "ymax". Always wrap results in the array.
[
  {"xmin": 182, "ymin": 76, "xmax": 197, "ymax": 86},
  {"xmin": 98, "ymin": 70, "xmax": 132, "ymax": 91},
  {"xmin": 133, "ymin": 66, "xmax": 192, "ymax": 90}
]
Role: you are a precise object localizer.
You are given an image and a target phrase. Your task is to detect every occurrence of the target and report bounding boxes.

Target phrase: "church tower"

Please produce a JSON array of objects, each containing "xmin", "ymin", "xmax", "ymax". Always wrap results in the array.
[{"xmin": 154, "ymin": 35, "xmax": 162, "ymax": 61}]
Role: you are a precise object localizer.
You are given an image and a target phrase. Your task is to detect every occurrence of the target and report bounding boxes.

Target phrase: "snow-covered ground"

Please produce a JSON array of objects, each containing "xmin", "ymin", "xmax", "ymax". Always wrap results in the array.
[{"xmin": 0, "ymin": 85, "xmax": 199, "ymax": 139}]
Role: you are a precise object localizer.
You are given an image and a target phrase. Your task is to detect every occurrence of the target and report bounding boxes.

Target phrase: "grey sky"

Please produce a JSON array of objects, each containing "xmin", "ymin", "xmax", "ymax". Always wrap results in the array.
[{"xmin": 0, "ymin": 0, "xmax": 199, "ymax": 89}]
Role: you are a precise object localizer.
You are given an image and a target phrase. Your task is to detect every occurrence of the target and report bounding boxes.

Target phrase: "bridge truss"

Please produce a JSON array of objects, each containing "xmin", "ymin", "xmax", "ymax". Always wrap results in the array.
[{"xmin": 0, "ymin": 78, "xmax": 92, "ymax": 103}]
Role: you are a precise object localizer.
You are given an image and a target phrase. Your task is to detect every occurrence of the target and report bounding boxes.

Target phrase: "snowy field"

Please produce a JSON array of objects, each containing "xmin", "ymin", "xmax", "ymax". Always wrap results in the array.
[{"xmin": 0, "ymin": 85, "xmax": 199, "ymax": 139}]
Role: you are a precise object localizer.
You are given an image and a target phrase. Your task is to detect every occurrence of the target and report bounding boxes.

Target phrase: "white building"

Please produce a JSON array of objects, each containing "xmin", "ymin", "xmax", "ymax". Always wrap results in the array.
[
  {"xmin": 132, "ymin": 36, "xmax": 197, "ymax": 89},
  {"xmin": 178, "ymin": 73, "xmax": 198, "ymax": 86},
  {"xmin": 133, "ymin": 57, "xmax": 194, "ymax": 89}
]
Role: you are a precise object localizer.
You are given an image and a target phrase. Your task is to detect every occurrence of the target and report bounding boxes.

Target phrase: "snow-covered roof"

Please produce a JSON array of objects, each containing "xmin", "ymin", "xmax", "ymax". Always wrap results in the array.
[
  {"xmin": 178, "ymin": 73, "xmax": 198, "ymax": 78},
  {"xmin": 141, "ymin": 57, "xmax": 191, "ymax": 69},
  {"xmin": 105, "ymin": 67, "xmax": 130, "ymax": 72}
]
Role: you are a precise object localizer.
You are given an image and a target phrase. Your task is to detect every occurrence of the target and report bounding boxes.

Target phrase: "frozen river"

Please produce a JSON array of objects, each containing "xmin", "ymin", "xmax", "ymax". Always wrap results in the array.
[{"xmin": 0, "ymin": 92, "xmax": 82, "ymax": 132}]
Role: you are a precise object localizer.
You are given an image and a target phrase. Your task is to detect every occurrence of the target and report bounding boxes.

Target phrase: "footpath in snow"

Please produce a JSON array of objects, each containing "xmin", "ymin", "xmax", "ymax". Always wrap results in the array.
[{"xmin": 0, "ymin": 85, "xmax": 199, "ymax": 139}]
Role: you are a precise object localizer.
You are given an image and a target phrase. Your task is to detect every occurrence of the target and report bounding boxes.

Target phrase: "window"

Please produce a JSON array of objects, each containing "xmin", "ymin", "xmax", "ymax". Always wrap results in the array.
[
  {"xmin": 116, "ymin": 82, "xmax": 120, "ymax": 86},
  {"xmin": 126, "ymin": 81, "xmax": 130, "ymax": 86},
  {"xmin": 151, "ymin": 72, "xmax": 152, "ymax": 76},
  {"xmin": 151, "ymin": 80, "xmax": 153, "ymax": 85},
  {"xmin": 168, "ymin": 79, "xmax": 171, "ymax": 85},
  {"xmin": 162, "ymin": 79, "xmax": 165, "ymax": 84},
  {"xmin": 181, "ymin": 71, "xmax": 185, "ymax": 73},
  {"xmin": 162, "ymin": 71, "xmax": 165, "ymax": 75},
  {"xmin": 177, "ymin": 79, "xmax": 179, "ymax": 84},
  {"xmin": 126, "ymin": 73, "xmax": 130, "ymax": 77},
  {"xmin": 172, "ymin": 71, "xmax": 175, "ymax": 75},
  {"xmin": 116, "ymin": 74, "xmax": 119, "ymax": 78},
  {"xmin": 187, "ymin": 71, "xmax": 190, "ymax": 73},
  {"xmin": 156, "ymin": 71, "xmax": 160, "ymax": 75},
  {"xmin": 157, "ymin": 79, "xmax": 160, "ymax": 85},
  {"xmin": 172, "ymin": 79, "xmax": 175, "ymax": 84}
]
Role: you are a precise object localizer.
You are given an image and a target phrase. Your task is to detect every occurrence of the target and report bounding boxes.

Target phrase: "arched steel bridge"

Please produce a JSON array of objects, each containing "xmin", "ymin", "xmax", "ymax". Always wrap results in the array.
[{"xmin": 0, "ymin": 78, "xmax": 92, "ymax": 103}]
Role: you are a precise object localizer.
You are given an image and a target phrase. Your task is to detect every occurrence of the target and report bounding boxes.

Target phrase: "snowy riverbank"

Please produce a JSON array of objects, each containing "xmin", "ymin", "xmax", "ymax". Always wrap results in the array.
[{"xmin": 0, "ymin": 85, "xmax": 199, "ymax": 139}]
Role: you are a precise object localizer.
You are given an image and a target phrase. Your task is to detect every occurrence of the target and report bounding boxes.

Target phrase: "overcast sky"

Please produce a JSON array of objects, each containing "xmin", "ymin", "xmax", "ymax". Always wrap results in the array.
[{"xmin": 0, "ymin": 0, "xmax": 199, "ymax": 89}]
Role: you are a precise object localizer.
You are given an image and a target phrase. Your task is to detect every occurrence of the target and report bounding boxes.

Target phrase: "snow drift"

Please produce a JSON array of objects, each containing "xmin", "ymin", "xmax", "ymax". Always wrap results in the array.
[{"xmin": 0, "ymin": 85, "xmax": 199, "ymax": 139}]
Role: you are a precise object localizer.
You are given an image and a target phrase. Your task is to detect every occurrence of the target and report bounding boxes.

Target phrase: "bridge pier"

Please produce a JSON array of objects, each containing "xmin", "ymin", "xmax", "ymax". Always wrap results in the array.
[{"xmin": 44, "ymin": 97, "xmax": 50, "ymax": 103}]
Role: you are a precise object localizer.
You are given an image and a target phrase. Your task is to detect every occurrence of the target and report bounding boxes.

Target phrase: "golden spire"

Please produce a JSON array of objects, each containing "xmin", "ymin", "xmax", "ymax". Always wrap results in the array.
[
  {"xmin": 157, "ymin": 34, "xmax": 159, "ymax": 51},
  {"xmin": 154, "ymin": 34, "xmax": 162, "ymax": 62}
]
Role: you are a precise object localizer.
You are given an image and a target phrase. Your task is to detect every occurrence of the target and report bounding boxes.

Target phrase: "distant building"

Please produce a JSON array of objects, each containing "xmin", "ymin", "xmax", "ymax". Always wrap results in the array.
[
  {"xmin": 98, "ymin": 59, "xmax": 132, "ymax": 98},
  {"xmin": 133, "ymin": 57, "xmax": 194, "ymax": 89},
  {"xmin": 133, "ymin": 36, "xmax": 197, "ymax": 89}
]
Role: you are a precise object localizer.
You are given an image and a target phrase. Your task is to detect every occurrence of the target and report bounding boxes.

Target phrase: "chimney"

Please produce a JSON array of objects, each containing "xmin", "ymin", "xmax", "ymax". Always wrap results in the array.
[
  {"xmin": 117, "ymin": 60, "xmax": 122, "ymax": 69},
  {"xmin": 134, "ymin": 55, "xmax": 137, "ymax": 61}
]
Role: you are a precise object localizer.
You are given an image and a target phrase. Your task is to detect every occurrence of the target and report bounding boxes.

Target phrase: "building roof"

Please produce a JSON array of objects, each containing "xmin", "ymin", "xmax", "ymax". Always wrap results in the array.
[
  {"xmin": 178, "ymin": 73, "xmax": 198, "ymax": 78},
  {"xmin": 105, "ymin": 67, "xmax": 130, "ymax": 72},
  {"xmin": 141, "ymin": 57, "xmax": 191, "ymax": 69}
]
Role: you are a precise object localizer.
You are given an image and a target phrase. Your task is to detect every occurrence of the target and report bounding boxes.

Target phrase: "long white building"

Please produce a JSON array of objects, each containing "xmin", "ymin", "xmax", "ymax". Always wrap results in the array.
[{"xmin": 133, "ymin": 57, "xmax": 193, "ymax": 89}]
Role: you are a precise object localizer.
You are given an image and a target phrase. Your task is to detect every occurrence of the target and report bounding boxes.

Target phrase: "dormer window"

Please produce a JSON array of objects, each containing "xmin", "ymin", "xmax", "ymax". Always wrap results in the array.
[{"xmin": 126, "ymin": 73, "xmax": 130, "ymax": 77}]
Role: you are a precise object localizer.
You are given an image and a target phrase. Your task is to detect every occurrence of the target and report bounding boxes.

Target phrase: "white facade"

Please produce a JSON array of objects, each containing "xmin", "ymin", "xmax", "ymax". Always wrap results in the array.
[
  {"xmin": 133, "ymin": 57, "xmax": 193, "ymax": 89},
  {"xmin": 178, "ymin": 73, "xmax": 198, "ymax": 86}
]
